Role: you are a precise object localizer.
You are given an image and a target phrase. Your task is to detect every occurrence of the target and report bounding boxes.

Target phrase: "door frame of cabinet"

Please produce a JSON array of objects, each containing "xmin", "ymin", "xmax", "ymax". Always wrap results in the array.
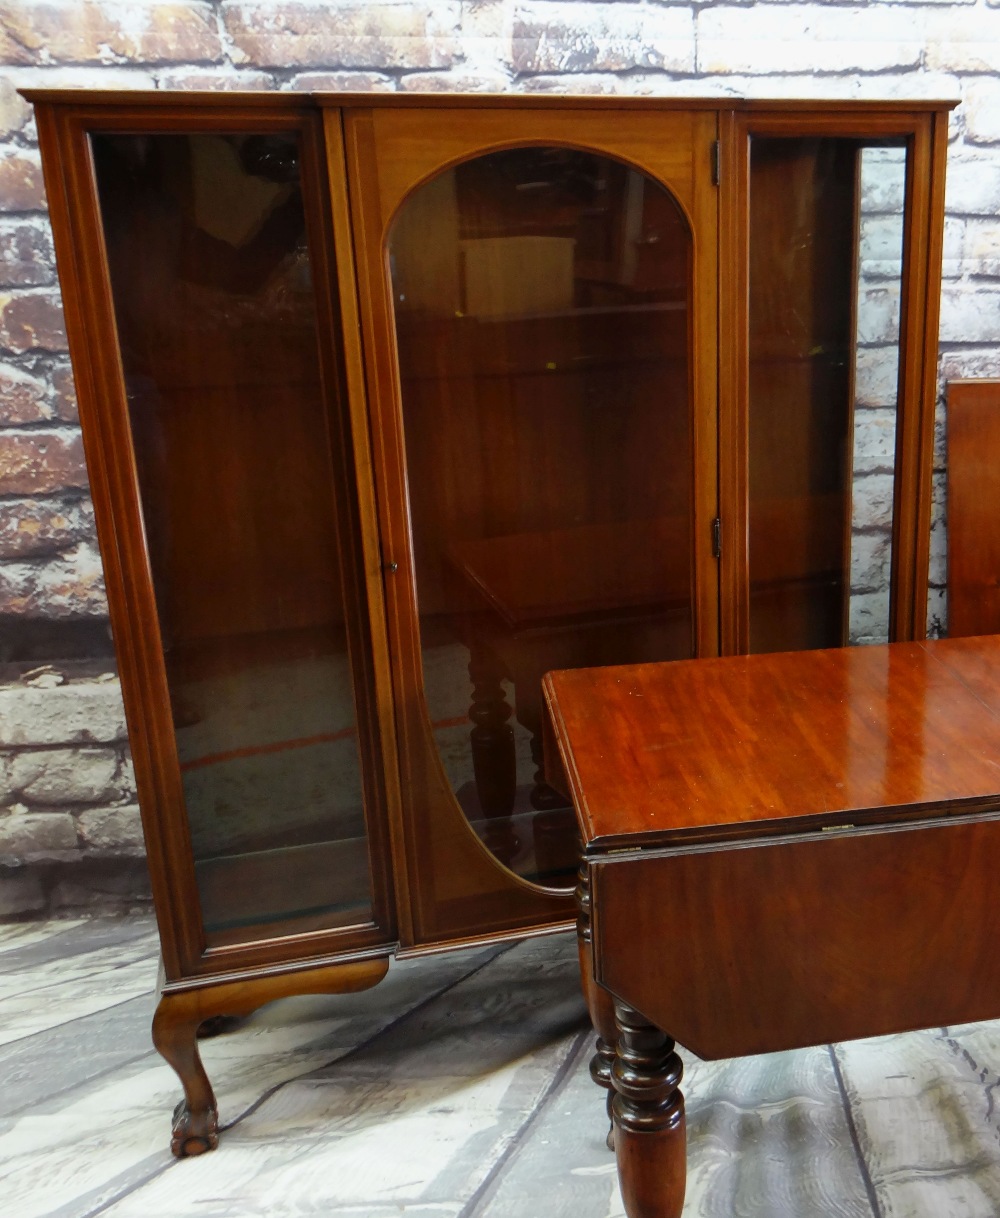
[
  {"xmin": 341, "ymin": 102, "xmax": 721, "ymax": 951},
  {"xmin": 717, "ymin": 105, "xmax": 951, "ymax": 654},
  {"xmin": 32, "ymin": 94, "xmax": 400, "ymax": 983}
]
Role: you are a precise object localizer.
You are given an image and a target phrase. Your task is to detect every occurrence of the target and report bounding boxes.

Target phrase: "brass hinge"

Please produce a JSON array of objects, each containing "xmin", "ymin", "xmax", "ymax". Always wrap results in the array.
[
  {"xmin": 711, "ymin": 140, "xmax": 721, "ymax": 187},
  {"xmin": 712, "ymin": 517, "xmax": 722, "ymax": 558}
]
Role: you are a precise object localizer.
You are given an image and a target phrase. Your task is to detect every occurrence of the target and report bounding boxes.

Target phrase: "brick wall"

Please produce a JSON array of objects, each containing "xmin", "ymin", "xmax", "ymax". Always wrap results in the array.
[{"xmin": 1, "ymin": 0, "xmax": 998, "ymax": 915}]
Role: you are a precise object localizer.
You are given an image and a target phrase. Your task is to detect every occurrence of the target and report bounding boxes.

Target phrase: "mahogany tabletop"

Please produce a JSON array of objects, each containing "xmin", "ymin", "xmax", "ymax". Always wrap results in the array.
[{"xmin": 543, "ymin": 634, "xmax": 1000, "ymax": 852}]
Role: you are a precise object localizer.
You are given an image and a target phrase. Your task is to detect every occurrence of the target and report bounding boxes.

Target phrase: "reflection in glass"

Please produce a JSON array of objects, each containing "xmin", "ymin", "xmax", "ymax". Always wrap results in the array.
[
  {"xmin": 92, "ymin": 132, "xmax": 374, "ymax": 944},
  {"xmin": 390, "ymin": 147, "xmax": 693, "ymax": 888},
  {"xmin": 748, "ymin": 137, "xmax": 906, "ymax": 652}
]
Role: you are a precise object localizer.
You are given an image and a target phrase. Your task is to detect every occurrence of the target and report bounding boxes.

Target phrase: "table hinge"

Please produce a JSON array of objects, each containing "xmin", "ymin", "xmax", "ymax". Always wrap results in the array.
[
  {"xmin": 711, "ymin": 517, "xmax": 722, "ymax": 558},
  {"xmin": 711, "ymin": 140, "xmax": 721, "ymax": 186}
]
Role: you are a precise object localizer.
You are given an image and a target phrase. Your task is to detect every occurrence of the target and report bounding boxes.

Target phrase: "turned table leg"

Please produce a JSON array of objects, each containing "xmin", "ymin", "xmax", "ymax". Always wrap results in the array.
[
  {"xmin": 612, "ymin": 1000, "xmax": 686, "ymax": 1218},
  {"xmin": 468, "ymin": 646, "xmax": 519, "ymax": 863},
  {"xmin": 576, "ymin": 860, "xmax": 618, "ymax": 1146},
  {"xmin": 152, "ymin": 992, "xmax": 219, "ymax": 1157},
  {"xmin": 516, "ymin": 697, "xmax": 570, "ymax": 813}
]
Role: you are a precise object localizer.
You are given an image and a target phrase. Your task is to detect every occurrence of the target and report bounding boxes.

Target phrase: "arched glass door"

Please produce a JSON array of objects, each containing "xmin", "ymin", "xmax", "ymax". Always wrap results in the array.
[{"xmin": 389, "ymin": 145, "xmax": 695, "ymax": 889}]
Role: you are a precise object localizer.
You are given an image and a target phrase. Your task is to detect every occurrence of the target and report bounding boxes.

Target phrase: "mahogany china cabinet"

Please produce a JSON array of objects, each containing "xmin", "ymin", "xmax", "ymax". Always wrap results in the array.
[{"xmin": 26, "ymin": 89, "xmax": 952, "ymax": 1155}]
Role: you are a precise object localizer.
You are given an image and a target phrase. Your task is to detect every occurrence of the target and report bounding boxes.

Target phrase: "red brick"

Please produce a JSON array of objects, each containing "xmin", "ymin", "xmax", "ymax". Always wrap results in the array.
[
  {"xmin": 0, "ymin": 363, "xmax": 49, "ymax": 424},
  {"xmin": 289, "ymin": 70, "xmax": 396, "ymax": 91},
  {"xmin": 0, "ymin": 220, "xmax": 54, "ymax": 287},
  {"xmin": 154, "ymin": 68, "xmax": 276, "ymax": 90},
  {"xmin": 0, "ymin": 291, "xmax": 67, "ymax": 353},
  {"xmin": 399, "ymin": 71, "xmax": 510, "ymax": 93},
  {"xmin": 0, "ymin": 2, "xmax": 224, "ymax": 65},
  {"xmin": 0, "ymin": 429, "xmax": 88, "ymax": 495},
  {"xmin": 223, "ymin": 2, "xmax": 460, "ymax": 70},
  {"xmin": 51, "ymin": 364, "xmax": 78, "ymax": 423},
  {"xmin": 0, "ymin": 541, "xmax": 107, "ymax": 617},
  {"xmin": 0, "ymin": 498, "xmax": 95, "ymax": 559},
  {"xmin": 0, "ymin": 151, "xmax": 46, "ymax": 212}
]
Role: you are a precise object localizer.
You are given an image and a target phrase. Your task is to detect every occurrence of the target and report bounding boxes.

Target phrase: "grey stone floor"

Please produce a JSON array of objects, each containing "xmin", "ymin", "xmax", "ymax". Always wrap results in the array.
[{"xmin": 5, "ymin": 917, "xmax": 1000, "ymax": 1217}]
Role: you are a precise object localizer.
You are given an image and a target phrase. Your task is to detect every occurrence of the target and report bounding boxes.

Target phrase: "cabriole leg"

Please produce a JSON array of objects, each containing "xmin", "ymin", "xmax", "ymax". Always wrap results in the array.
[
  {"xmin": 152, "ymin": 992, "xmax": 219, "ymax": 1157},
  {"xmin": 612, "ymin": 1000, "xmax": 686, "ymax": 1218},
  {"xmin": 151, "ymin": 956, "xmax": 390, "ymax": 1158}
]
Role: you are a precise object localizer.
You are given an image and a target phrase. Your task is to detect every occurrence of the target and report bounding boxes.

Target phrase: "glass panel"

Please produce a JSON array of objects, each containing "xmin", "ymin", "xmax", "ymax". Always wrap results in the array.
[
  {"xmin": 390, "ymin": 146, "xmax": 693, "ymax": 889},
  {"xmin": 748, "ymin": 137, "xmax": 906, "ymax": 652},
  {"xmin": 92, "ymin": 131, "xmax": 374, "ymax": 945},
  {"xmin": 850, "ymin": 146, "xmax": 906, "ymax": 644}
]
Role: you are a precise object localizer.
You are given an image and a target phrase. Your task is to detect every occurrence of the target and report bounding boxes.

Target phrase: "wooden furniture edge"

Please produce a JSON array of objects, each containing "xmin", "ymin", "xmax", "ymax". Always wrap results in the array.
[{"xmin": 20, "ymin": 88, "xmax": 961, "ymax": 112}]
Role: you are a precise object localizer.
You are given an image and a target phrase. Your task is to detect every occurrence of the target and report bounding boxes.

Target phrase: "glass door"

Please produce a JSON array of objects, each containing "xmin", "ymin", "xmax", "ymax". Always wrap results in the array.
[
  {"xmin": 87, "ymin": 115, "xmax": 394, "ymax": 964},
  {"xmin": 746, "ymin": 136, "xmax": 908, "ymax": 653},
  {"xmin": 346, "ymin": 105, "xmax": 719, "ymax": 946},
  {"xmin": 719, "ymin": 105, "xmax": 949, "ymax": 660}
]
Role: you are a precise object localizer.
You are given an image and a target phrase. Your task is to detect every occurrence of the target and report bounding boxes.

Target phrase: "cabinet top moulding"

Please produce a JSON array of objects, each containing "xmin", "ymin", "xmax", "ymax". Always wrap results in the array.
[{"xmin": 21, "ymin": 90, "xmax": 959, "ymax": 114}]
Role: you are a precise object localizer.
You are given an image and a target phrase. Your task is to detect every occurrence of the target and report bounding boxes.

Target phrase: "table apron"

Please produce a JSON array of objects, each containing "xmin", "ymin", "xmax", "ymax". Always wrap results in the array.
[{"xmin": 591, "ymin": 813, "xmax": 1000, "ymax": 1059}]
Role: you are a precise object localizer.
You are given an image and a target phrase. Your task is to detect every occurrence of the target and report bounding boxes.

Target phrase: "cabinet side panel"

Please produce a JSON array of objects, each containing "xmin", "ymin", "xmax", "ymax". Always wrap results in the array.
[
  {"xmin": 946, "ymin": 380, "xmax": 1000, "ymax": 637},
  {"xmin": 35, "ymin": 103, "xmax": 203, "ymax": 978},
  {"xmin": 891, "ymin": 113, "xmax": 942, "ymax": 642}
]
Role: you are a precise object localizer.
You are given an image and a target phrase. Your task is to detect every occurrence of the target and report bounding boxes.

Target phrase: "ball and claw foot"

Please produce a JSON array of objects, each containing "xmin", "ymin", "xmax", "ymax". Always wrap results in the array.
[{"xmin": 170, "ymin": 1098, "xmax": 219, "ymax": 1158}]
